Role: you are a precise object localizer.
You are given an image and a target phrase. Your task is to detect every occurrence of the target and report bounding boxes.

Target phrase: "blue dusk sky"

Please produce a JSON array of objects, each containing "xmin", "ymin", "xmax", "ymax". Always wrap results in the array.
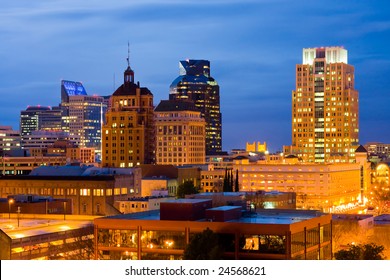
[{"xmin": 0, "ymin": 0, "xmax": 389, "ymax": 152}]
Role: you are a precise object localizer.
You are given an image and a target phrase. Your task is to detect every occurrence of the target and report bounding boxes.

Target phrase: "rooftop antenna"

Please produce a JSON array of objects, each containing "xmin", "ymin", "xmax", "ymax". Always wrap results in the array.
[{"xmin": 127, "ymin": 41, "xmax": 130, "ymax": 67}]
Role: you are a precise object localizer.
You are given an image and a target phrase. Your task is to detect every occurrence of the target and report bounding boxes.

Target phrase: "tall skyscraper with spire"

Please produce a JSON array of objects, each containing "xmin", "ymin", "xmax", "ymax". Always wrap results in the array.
[
  {"xmin": 102, "ymin": 50, "xmax": 155, "ymax": 167},
  {"xmin": 169, "ymin": 59, "xmax": 222, "ymax": 155},
  {"xmin": 291, "ymin": 46, "xmax": 359, "ymax": 163}
]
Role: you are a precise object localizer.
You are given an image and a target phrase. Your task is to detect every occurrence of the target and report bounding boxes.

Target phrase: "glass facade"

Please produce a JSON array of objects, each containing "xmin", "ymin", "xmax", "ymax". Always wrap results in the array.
[
  {"xmin": 240, "ymin": 234, "xmax": 286, "ymax": 254},
  {"xmin": 169, "ymin": 60, "xmax": 222, "ymax": 155},
  {"xmin": 141, "ymin": 230, "xmax": 185, "ymax": 250}
]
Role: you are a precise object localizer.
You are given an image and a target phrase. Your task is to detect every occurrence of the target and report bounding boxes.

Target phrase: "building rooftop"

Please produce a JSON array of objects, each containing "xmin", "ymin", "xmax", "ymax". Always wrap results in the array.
[
  {"xmin": 0, "ymin": 218, "xmax": 93, "ymax": 240},
  {"xmin": 98, "ymin": 208, "xmax": 326, "ymax": 225},
  {"xmin": 155, "ymin": 100, "xmax": 199, "ymax": 112},
  {"xmin": 355, "ymin": 145, "xmax": 368, "ymax": 153}
]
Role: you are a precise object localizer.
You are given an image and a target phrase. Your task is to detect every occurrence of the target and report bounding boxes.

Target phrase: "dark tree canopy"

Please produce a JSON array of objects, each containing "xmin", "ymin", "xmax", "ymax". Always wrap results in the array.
[
  {"xmin": 176, "ymin": 180, "xmax": 199, "ymax": 198},
  {"xmin": 234, "ymin": 169, "xmax": 239, "ymax": 192},
  {"xmin": 334, "ymin": 243, "xmax": 385, "ymax": 260},
  {"xmin": 183, "ymin": 228, "xmax": 223, "ymax": 260}
]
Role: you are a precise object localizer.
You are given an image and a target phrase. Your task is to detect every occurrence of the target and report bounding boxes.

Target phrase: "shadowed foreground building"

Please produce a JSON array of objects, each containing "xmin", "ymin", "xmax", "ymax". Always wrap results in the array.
[
  {"xmin": 94, "ymin": 199, "xmax": 332, "ymax": 260},
  {"xmin": 0, "ymin": 218, "xmax": 94, "ymax": 260}
]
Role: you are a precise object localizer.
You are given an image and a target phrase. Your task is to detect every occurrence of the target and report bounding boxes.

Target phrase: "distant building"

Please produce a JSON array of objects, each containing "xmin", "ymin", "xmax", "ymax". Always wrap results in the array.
[
  {"xmin": 0, "ymin": 155, "xmax": 67, "ymax": 176},
  {"xmin": 20, "ymin": 105, "xmax": 62, "ymax": 147},
  {"xmin": 365, "ymin": 142, "xmax": 390, "ymax": 160},
  {"xmin": 169, "ymin": 59, "xmax": 222, "ymax": 155},
  {"xmin": 60, "ymin": 80, "xmax": 88, "ymax": 103},
  {"xmin": 60, "ymin": 80, "xmax": 107, "ymax": 154},
  {"xmin": 155, "ymin": 100, "xmax": 205, "ymax": 165},
  {"xmin": 102, "ymin": 59, "xmax": 155, "ymax": 167},
  {"xmin": 61, "ymin": 95, "xmax": 107, "ymax": 149},
  {"xmin": 94, "ymin": 200, "xmax": 332, "ymax": 260},
  {"xmin": 234, "ymin": 155, "xmax": 370, "ymax": 212},
  {"xmin": 291, "ymin": 47, "xmax": 359, "ymax": 163},
  {"xmin": 0, "ymin": 165, "xmax": 139, "ymax": 215},
  {"xmin": 114, "ymin": 195, "xmax": 171, "ymax": 214},
  {"xmin": 188, "ymin": 191, "xmax": 296, "ymax": 210},
  {"xmin": 246, "ymin": 142, "xmax": 267, "ymax": 153},
  {"xmin": 200, "ymin": 166, "xmax": 225, "ymax": 192},
  {"xmin": 0, "ymin": 126, "xmax": 21, "ymax": 155},
  {"xmin": 22, "ymin": 130, "xmax": 80, "ymax": 152}
]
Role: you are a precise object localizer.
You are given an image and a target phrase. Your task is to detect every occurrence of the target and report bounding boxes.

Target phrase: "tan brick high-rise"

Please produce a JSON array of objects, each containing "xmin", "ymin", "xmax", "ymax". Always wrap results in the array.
[
  {"xmin": 291, "ymin": 47, "xmax": 359, "ymax": 163},
  {"xmin": 102, "ymin": 62, "xmax": 155, "ymax": 167}
]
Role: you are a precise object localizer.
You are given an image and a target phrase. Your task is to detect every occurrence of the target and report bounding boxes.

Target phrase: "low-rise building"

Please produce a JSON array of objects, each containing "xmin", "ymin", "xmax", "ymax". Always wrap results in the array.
[
  {"xmin": 234, "ymin": 156, "xmax": 369, "ymax": 212},
  {"xmin": 0, "ymin": 165, "xmax": 139, "ymax": 215},
  {"xmin": 94, "ymin": 199, "xmax": 332, "ymax": 260},
  {"xmin": 0, "ymin": 217, "xmax": 94, "ymax": 260}
]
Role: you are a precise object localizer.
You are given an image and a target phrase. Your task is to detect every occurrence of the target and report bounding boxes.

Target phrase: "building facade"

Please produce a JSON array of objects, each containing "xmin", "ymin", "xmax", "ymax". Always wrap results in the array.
[
  {"xmin": 155, "ymin": 100, "xmax": 205, "ymax": 166},
  {"xmin": 291, "ymin": 47, "xmax": 359, "ymax": 163},
  {"xmin": 0, "ymin": 218, "xmax": 94, "ymax": 260},
  {"xmin": 61, "ymin": 95, "xmax": 106, "ymax": 149},
  {"xmin": 102, "ymin": 62, "xmax": 155, "ymax": 167},
  {"xmin": 169, "ymin": 60, "xmax": 222, "ymax": 155},
  {"xmin": 234, "ymin": 158, "xmax": 365, "ymax": 212},
  {"xmin": 0, "ymin": 126, "xmax": 21, "ymax": 156},
  {"xmin": 0, "ymin": 166, "xmax": 140, "ymax": 215},
  {"xmin": 20, "ymin": 106, "xmax": 62, "ymax": 148},
  {"xmin": 0, "ymin": 155, "xmax": 67, "ymax": 176}
]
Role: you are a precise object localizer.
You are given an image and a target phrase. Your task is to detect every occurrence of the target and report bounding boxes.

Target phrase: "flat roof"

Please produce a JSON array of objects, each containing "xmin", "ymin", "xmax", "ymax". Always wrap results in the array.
[
  {"xmin": 97, "ymin": 209, "xmax": 327, "ymax": 225},
  {"xmin": 0, "ymin": 218, "xmax": 93, "ymax": 240},
  {"xmin": 207, "ymin": 206, "xmax": 242, "ymax": 211},
  {"xmin": 161, "ymin": 199, "xmax": 212, "ymax": 204}
]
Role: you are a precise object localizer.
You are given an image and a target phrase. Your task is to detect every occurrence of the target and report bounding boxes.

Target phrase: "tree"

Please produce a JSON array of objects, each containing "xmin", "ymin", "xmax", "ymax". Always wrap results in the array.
[
  {"xmin": 229, "ymin": 169, "xmax": 233, "ymax": 192},
  {"xmin": 176, "ymin": 180, "xmax": 199, "ymax": 198},
  {"xmin": 369, "ymin": 181, "xmax": 390, "ymax": 215},
  {"xmin": 183, "ymin": 228, "xmax": 223, "ymax": 260},
  {"xmin": 223, "ymin": 168, "xmax": 229, "ymax": 192},
  {"xmin": 334, "ymin": 243, "xmax": 385, "ymax": 260},
  {"xmin": 234, "ymin": 169, "xmax": 239, "ymax": 192}
]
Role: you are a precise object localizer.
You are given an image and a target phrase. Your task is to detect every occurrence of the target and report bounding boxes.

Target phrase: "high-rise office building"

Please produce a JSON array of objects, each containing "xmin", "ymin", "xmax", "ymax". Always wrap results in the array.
[
  {"xmin": 20, "ymin": 106, "xmax": 62, "ymax": 148},
  {"xmin": 169, "ymin": 59, "xmax": 222, "ymax": 155},
  {"xmin": 60, "ymin": 80, "xmax": 107, "ymax": 149},
  {"xmin": 291, "ymin": 47, "xmax": 359, "ymax": 163},
  {"xmin": 102, "ymin": 60, "xmax": 155, "ymax": 167},
  {"xmin": 155, "ymin": 100, "xmax": 205, "ymax": 165}
]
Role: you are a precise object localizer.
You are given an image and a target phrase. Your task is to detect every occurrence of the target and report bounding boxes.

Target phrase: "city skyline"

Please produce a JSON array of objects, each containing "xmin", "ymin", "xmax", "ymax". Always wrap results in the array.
[{"xmin": 1, "ymin": 1, "xmax": 390, "ymax": 152}]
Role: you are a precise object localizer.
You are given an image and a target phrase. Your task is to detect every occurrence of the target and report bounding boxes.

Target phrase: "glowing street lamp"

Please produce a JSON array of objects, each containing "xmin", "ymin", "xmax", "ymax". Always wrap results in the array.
[{"xmin": 8, "ymin": 198, "xmax": 14, "ymax": 219}]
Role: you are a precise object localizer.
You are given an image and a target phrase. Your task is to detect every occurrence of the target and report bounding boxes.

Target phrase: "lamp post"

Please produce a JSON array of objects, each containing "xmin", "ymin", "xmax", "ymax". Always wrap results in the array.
[
  {"xmin": 16, "ymin": 206, "xmax": 21, "ymax": 227},
  {"xmin": 8, "ymin": 198, "xmax": 14, "ymax": 219},
  {"xmin": 63, "ymin": 201, "xmax": 66, "ymax": 220}
]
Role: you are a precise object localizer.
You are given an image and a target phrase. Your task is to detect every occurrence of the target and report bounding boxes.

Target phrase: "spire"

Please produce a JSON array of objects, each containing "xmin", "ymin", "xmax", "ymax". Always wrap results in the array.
[
  {"xmin": 127, "ymin": 41, "xmax": 130, "ymax": 68},
  {"xmin": 124, "ymin": 42, "xmax": 134, "ymax": 84}
]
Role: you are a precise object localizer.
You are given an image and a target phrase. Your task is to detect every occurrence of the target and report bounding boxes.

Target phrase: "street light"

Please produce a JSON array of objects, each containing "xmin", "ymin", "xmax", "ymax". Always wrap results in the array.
[
  {"xmin": 16, "ymin": 206, "xmax": 21, "ymax": 227},
  {"xmin": 8, "ymin": 198, "xmax": 14, "ymax": 219},
  {"xmin": 63, "ymin": 201, "xmax": 66, "ymax": 220}
]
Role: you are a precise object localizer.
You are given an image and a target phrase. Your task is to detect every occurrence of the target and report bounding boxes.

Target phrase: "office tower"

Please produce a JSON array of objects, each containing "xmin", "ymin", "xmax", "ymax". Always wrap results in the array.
[
  {"xmin": 169, "ymin": 59, "xmax": 222, "ymax": 155},
  {"xmin": 102, "ymin": 59, "xmax": 155, "ymax": 167},
  {"xmin": 60, "ymin": 80, "xmax": 107, "ymax": 149},
  {"xmin": 291, "ymin": 47, "xmax": 359, "ymax": 163},
  {"xmin": 155, "ymin": 100, "xmax": 205, "ymax": 165},
  {"xmin": 61, "ymin": 80, "xmax": 88, "ymax": 103},
  {"xmin": 38, "ymin": 106, "xmax": 62, "ymax": 131},
  {"xmin": 20, "ymin": 106, "xmax": 62, "ymax": 148}
]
